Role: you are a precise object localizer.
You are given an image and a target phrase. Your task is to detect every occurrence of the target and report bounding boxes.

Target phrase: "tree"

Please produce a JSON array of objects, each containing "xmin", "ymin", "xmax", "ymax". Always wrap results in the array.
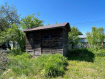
[
  {"xmin": 78, "ymin": 31, "xmax": 83, "ymax": 35},
  {"xmin": 0, "ymin": 24, "xmax": 25, "ymax": 51},
  {"xmin": 86, "ymin": 26, "xmax": 105, "ymax": 48},
  {"xmin": 71, "ymin": 26, "xmax": 83, "ymax": 35},
  {"xmin": 46, "ymin": 23, "xmax": 50, "ymax": 26},
  {"xmin": 0, "ymin": 18, "xmax": 9, "ymax": 31},
  {"xmin": 68, "ymin": 26, "xmax": 82, "ymax": 49},
  {"xmin": 0, "ymin": 2, "xmax": 20, "ymax": 28},
  {"xmin": 46, "ymin": 21, "xmax": 59, "ymax": 26},
  {"xmin": 55, "ymin": 21, "xmax": 57, "ymax": 24},
  {"xmin": 0, "ymin": 2, "xmax": 20, "ymax": 48},
  {"xmin": 20, "ymin": 13, "xmax": 44, "ymax": 29}
]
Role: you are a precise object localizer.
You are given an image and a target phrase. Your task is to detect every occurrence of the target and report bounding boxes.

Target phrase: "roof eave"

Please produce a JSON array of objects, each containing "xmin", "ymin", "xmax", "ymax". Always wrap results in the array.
[{"xmin": 23, "ymin": 22, "xmax": 71, "ymax": 32}]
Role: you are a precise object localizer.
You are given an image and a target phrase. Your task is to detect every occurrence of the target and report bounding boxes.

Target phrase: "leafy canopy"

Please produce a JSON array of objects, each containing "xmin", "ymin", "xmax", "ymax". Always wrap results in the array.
[
  {"xmin": 0, "ymin": 24, "xmax": 25, "ymax": 51},
  {"xmin": 86, "ymin": 26, "xmax": 105, "ymax": 48},
  {"xmin": 0, "ymin": 2, "xmax": 20, "ymax": 31},
  {"xmin": 20, "ymin": 13, "xmax": 44, "ymax": 29},
  {"xmin": 68, "ymin": 26, "xmax": 82, "ymax": 45}
]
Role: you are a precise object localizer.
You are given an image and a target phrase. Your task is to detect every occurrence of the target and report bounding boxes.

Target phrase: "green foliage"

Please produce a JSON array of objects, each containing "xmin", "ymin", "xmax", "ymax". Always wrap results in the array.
[
  {"xmin": 68, "ymin": 26, "xmax": 79, "ymax": 44},
  {"xmin": 63, "ymin": 48, "xmax": 105, "ymax": 79},
  {"xmin": 36, "ymin": 54, "xmax": 67, "ymax": 77},
  {"xmin": 86, "ymin": 26, "xmax": 105, "ymax": 48},
  {"xmin": 46, "ymin": 23, "xmax": 50, "ymax": 26},
  {"xmin": 68, "ymin": 48, "xmax": 105, "ymax": 60},
  {"xmin": 3, "ymin": 53, "xmax": 67, "ymax": 78},
  {"xmin": 7, "ymin": 53, "xmax": 33, "ymax": 76},
  {"xmin": 78, "ymin": 31, "xmax": 83, "ymax": 35},
  {"xmin": 68, "ymin": 48, "xmax": 95, "ymax": 62},
  {"xmin": 0, "ymin": 2, "xmax": 21, "ymax": 49},
  {"xmin": 8, "ymin": 49, "xmax": 25, "ymax": 56},
  {"xmin": 20, "ymin": 13, "xmax": 44, "ymax": 29},
  {"xmin": 1, "ymin": 49, "xmax": 105, "ymax": 79},
  {"xmin": 0, "ymin": 2, "xmax": 20, "ymax": 29},
  {"xmin": 55, "ymin": 21, "xmax": 58, "ymax": 24},
  {"xmin": 68, "ymin": 26, "xmax": 82, "ymax": 48},
  {"xmin": 94, "ymin": 49, "xmax": 105, "ymax": 57},
  {"xmin": 0, "ymin": 24, "xmax": 25, "ymax": 51},
  {"xmin": 0, "ymin": 18, "xmax": 9, "ymax": 31}
]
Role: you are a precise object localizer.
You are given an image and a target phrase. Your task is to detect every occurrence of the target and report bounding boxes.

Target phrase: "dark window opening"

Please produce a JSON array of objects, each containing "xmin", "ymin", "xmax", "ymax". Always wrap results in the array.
[
  {"xmin": 43, "ymin": 35, "xmax": 51, "ymax": 39},
  {"xmin": 29, "ymin": 33, "xmax": 33, "ymax": 43}
]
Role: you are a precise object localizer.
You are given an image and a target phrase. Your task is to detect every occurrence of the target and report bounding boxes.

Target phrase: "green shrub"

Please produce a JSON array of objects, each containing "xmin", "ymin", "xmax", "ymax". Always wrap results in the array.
[
  {"xmin": 8, "ymin": 49, "xmax": 25, "ymax": 56},
  {"xmin": 36, "ymin": 54, "xmax": 68, "ymax": 77},
  {"xmin": 5, "ymin": 53, "xmax": 67, "ymax": 78},
  {"xmin": 68, "ymin": 48, "xmax": 95, "ymax": 62},
  {"xmin": 7, "ymin": 53, "xmax": 33, "ymax": 76},
  {"xmin": 95, "ymin": 49, "xmax": 105, "ymax": 57}
]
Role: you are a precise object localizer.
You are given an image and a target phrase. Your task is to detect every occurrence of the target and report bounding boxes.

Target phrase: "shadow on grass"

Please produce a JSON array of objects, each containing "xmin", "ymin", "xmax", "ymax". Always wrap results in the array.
[{"xmin": 67, "ymin": 48, "xmax": 95, "ymax": 62}]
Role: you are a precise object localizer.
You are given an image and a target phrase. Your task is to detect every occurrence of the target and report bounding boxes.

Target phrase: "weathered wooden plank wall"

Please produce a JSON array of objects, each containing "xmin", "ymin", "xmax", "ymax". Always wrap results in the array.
[
  {"xmin": 41, "ymin": 28, "xmax": 63, "ymax": 55},
  {"xmin": 25, "ymin": 27, "xmax": 68, "ymax": 56},
  {"xmin": 63, "ymin": 27, "xmax": 68, "ymax": 56}
]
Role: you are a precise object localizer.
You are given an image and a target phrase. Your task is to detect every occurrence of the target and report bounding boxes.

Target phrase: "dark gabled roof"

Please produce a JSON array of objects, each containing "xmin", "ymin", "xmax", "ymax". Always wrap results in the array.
[{"xmin": 23, "ymin": 22, "xmax": 71, "ymax": 32}]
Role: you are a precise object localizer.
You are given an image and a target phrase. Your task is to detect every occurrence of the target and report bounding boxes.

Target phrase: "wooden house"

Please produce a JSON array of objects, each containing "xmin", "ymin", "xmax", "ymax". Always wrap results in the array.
[{"xmin": 24, "ymin": 22, "xmax": 71, "ymax": 57}]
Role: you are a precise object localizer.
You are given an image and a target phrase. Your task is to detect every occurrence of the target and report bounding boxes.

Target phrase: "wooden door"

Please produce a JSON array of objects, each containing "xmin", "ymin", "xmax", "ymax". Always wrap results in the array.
[{"xmin": 34, "ymin": 33, "xmax": 42, "ymax": 56}]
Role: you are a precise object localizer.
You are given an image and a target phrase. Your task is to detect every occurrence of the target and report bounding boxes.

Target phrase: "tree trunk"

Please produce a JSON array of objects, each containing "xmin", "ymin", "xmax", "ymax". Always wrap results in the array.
[{"xmin": 102, "ymin": 42, "xmax": 104, "ymax": 48}]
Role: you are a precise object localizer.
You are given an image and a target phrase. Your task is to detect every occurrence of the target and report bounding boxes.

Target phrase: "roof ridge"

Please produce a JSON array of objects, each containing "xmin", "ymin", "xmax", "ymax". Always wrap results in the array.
[{"xmin": 23, "ymin": 22, "xmax": 70, "ymax": 32}]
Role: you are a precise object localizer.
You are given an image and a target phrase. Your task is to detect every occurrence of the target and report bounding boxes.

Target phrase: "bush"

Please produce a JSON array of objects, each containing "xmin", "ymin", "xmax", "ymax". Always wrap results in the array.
[
  {"xmin": 35, "ymin": 54, "xmax": 68, "ymax": 77},
  {"xmin": 4, "ymin": 53, "xmax": 67, "ymax": 78},
  {"xmin": 7, "ymin": 53, "xmax": 33, "ymax": 76},
  {"xmin": 95, "ymin": 49, "xmax": 105, "ymax": 57},
  {"xmin": 8, "ymin": 49, "xmax": 25, "ymax": 56},
  {"xmin": 68, "ymin": 48, "xmax": 95, "ymax": 62}
]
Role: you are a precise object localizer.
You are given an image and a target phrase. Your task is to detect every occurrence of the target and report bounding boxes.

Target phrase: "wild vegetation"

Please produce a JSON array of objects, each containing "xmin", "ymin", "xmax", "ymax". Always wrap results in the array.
[
  {"xmin": 0, "ymin": 2, "xmax": 44, "ymax": 50},
  {"xmin": 0, "ymin": 48, "xmax": 105, "ymax": 79},
  {"xmin": 68, "ymin": 26, "xmax": 83, "ymax": 49},
  {"xmin": 0, "ymin": 51, "xmax": 68, "ymax": 79},
  {"xmin": 0, "ymin": 2, "xmax": 105, "ymax": 79},
  {"xmin": 63, "ymin": 48, "xmax": 105, "ymax": 79},
  {"xmin": 86, "ymin": 26, "xmax": 105, "ymax": 48}
]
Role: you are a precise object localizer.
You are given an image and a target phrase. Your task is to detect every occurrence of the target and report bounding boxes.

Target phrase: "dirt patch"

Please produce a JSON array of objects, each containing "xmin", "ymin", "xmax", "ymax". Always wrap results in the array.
[{"xmin": 2, "ymin": 69, "xmax": 12, "ymax": 76}]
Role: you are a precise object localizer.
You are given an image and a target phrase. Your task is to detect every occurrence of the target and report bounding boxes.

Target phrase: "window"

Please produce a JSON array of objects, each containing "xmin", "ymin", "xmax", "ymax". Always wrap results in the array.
[
  {"xmin": 43, "ymin": 35, "xmax": 51, "ymax": 39},
  {"xmin": 29, "ymin": 33, "xmax": 33, "ymax": 43}
]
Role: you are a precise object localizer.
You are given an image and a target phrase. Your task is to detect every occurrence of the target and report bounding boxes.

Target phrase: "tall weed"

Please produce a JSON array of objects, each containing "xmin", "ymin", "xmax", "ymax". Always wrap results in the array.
[
  {"xmin": 3, "ymin": 53, "xmax": 67, "ymax": 78},
  {"xmin": 35, "ymin": 54, "xmax": 68, "ymax": 77}
]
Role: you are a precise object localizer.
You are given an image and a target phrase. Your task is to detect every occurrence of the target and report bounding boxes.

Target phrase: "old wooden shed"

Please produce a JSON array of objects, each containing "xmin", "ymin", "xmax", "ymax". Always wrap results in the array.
[{"xmin": 24, "ymin": 22, "xmax": 71, "ymax": 57}]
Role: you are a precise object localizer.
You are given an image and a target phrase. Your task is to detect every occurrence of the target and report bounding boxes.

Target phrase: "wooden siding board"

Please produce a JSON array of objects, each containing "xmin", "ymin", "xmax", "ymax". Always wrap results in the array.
[
  {"xmin": 41, "ymin": 28, "xmax": 63, "ymax": 49},
  {"xmin": 63, "ymin": 27, "xmax": 68, "ymax": 56},
  {"xmin": 25, "ymin": 28, "xmax": 66, "ymax": 56},
  {"xmin": 42, "ymin": 48, "xmax": 63, "ymax": 55}
]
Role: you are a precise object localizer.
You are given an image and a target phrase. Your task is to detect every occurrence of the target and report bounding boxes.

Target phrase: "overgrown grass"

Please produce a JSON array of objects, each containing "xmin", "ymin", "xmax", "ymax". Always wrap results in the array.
[
  {"xmin": 1, "ymin": 48, "xmax": 105, "ymax": 79},
  {"xmin": 68, "ymin": 48, "xmax": 95, "ymax": 62},
  {"xmin": 55, "ymin": 48, "xmax": 105, "ymax": 79},
  {"xmin": 0, "ymin": 51, "xmax": 67, "ymax": 79},
  {"xmin": 35, "ymin": 54, "xmax": 68, "ymax": 77},
  {"xmin": 8, "ymin": 48, "xmax": 25, "ymax": 56}
]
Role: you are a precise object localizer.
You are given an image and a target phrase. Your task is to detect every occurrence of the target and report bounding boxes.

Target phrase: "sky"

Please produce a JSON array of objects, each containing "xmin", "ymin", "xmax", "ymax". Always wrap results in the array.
[{"xmin": 0, "ymin": 0, "xmax": 105, "ymax": 35}]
